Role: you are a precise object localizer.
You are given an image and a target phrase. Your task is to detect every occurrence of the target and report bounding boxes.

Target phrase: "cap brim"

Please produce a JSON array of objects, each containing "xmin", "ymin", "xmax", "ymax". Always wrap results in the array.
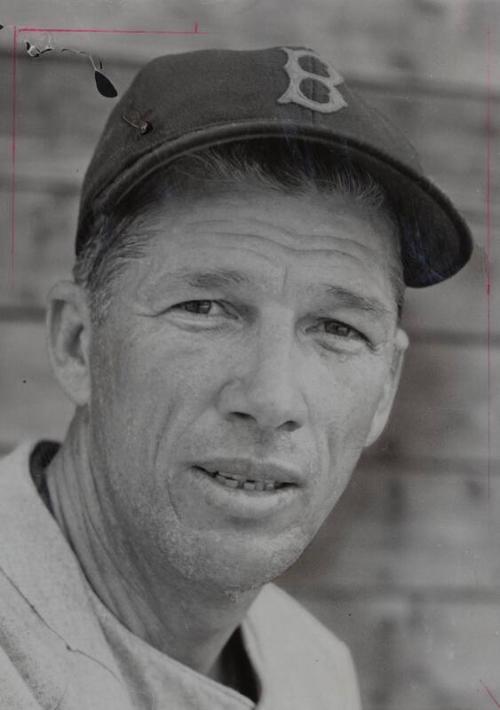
[{"xmin": 96, "ymin": 119, "xmax": 474, "ymax": 288}]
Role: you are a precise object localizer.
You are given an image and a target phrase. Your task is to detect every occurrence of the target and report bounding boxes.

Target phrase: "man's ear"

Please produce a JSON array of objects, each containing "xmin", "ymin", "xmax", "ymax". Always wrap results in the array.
[
  {"xmin": 46, "ymin": 281, "xmax": 92, "ymax": 407},
  {"xmin": 364, "ymin": 328, "xmax": 409, "ymax": 448}
]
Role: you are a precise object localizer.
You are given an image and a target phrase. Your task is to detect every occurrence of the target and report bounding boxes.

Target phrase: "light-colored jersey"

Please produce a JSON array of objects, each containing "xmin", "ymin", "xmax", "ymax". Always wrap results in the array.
[{"xmin": 0, "ymin": 443, "xmax": 361, "ymax": 710}]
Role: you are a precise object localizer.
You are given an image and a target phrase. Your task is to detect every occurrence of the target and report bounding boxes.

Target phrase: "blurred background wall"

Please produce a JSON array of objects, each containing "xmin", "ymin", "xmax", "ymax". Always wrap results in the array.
[{"xmin": 0, "ymin": 1, "xmax": 499, "ymax": 708}]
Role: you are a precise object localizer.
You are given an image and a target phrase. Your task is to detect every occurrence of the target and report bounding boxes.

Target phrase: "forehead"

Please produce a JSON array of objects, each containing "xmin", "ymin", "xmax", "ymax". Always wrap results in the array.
[{"xmin": 130, "ymin": 187, "xmax": 401, "ymax": 301}]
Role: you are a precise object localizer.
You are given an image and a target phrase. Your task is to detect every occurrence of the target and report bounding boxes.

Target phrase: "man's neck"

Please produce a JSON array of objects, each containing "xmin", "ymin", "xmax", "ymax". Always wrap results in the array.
[{"xmin": 44, "ymin": 414, "xmax": 259, "ymax": 682}]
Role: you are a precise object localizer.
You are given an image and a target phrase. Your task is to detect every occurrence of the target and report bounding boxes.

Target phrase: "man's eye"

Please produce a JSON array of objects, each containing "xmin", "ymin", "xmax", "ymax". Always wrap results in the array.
[
  {"xmin": 308, "ymin": 319, "xmax": 374, "ymax": 350},
  {"xmin": 320, "ymin": 320, "xmax": 362, "ymax": 339},
  {"xmin": 173, "ymin": 300, "xmax": 223, "ymax": 316}
]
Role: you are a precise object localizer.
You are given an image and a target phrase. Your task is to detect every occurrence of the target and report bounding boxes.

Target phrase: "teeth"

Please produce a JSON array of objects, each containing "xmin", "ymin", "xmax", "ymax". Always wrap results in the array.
[
  {"xmin": 215, "ymin": 473, "xmax": 239, "ymax": 488},
  {"xmin": 205, "ymin": 468, "xmax": 282, "ymax": 492},
  {"xmin": 219, "ymin": 470, "xmax": 247, "ymax": 482}
]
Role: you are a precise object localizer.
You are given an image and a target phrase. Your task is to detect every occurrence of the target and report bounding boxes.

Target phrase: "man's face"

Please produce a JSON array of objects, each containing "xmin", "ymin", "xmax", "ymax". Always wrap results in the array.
[{"xmin": 86, "ymin": 187, "xmax": 407, "ymax": 592}]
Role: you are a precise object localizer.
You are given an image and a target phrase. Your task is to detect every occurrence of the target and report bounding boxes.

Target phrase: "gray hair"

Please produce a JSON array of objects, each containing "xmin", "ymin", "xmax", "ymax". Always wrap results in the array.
[{"xmin": 73, "ymin": 139, "xmax": 405, "ymax": 323}]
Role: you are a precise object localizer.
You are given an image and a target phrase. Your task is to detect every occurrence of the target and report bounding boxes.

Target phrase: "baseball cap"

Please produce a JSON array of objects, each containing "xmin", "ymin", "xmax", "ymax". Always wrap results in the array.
[{"xmin": 76, "ymin": 46, "xmax": 473, "ymax": 287}]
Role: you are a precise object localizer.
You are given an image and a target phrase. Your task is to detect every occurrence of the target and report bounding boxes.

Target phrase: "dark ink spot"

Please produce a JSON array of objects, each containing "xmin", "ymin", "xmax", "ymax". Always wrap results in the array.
[{"xmin": 94, "ymin": 71, "xmax": 118, "ymax": 98}]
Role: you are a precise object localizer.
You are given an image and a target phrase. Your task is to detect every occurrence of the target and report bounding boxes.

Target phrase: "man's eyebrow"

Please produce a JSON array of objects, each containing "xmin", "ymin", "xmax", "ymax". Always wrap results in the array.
[
  {"xmin": 318, "ymin": 285, "xmax": 393, "ymax": 317},
  {"xmin": 163, "ymin": 269, "xmax": 250, "ymax": 289}
]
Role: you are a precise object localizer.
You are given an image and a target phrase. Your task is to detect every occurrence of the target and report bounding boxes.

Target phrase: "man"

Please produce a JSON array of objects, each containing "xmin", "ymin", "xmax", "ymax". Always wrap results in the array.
[{"xmin": 0, "ymin": 47, "xmax": 472, "ymax": 709}]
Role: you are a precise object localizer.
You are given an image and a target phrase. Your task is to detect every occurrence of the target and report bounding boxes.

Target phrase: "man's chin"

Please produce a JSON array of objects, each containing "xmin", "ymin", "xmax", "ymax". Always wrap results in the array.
[{"xmin": 171, "ymin": 529, "xmax": 311, "ymax": 593}]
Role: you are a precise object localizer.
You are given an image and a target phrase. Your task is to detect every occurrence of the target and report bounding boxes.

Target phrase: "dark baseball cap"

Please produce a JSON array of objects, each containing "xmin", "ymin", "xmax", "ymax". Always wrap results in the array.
[{"xmin": 76, "ymin": 46, "xmax": 473, "ymax": 287}]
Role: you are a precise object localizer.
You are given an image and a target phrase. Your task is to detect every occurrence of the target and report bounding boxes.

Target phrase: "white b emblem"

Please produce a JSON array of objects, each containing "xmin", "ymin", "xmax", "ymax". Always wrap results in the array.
[{"xmin": 277, "ymin": 47, "xmax": 347, "ymax": 114}]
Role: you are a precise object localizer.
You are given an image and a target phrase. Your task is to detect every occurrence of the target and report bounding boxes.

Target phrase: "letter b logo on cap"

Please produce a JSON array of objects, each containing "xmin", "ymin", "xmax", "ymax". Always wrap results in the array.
[{"xmin": 277, "ymin": 47, "xmax": 347, "ymax": 114}]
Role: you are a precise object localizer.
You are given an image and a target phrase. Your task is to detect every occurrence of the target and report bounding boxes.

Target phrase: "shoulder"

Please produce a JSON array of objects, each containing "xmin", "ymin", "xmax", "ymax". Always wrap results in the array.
[
  {"xmin": 245, "ymin": 584, "xmax": 361, "ymax": 709},
  {"xmin": 0, "ymin": 441, "xmax": 34, "ymax": 473},
  {"xmin": 249, "ymin": 583, "xmax": 352, "ymax": 659},
  {"xmin": 0, "ymin": 442, "xmax": 38, "ymax": 503}
]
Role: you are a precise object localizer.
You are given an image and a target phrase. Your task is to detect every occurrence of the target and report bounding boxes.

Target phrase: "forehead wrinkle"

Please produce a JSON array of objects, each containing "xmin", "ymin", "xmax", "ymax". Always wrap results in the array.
[
  {"xmin": 183, "ymin": 207, "xmax": 390, "ymax": 244},
  {"xmin": 202, "ymin": 231, "xmax": 383, "ymax": 262},
  {"xmin": 149, "ymin": 242, "xmax": 285, "ymax": 280},
  {"xmin": 145, "ymin": 237, "xmax": 393, "ymax": 302},
  {"xmin": 187, "ymin": 217, "xmax": 313, "ymax": 241},
  {"xmin": 183, "ymin": 201, "xmax": 361, "ymax": 230}
]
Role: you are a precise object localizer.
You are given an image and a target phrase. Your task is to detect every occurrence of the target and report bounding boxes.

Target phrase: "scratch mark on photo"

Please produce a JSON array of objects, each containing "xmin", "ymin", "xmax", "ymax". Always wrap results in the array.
[
  {"xmin": 10, "ymin": 24, "xmax": 17, "ymax": 286},
  {"xmin": 481, "ymin": 681, "xmax": 500, "ymax": 708}
]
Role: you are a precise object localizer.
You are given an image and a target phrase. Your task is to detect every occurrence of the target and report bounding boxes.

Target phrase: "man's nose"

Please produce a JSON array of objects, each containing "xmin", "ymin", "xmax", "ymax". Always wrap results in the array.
[{"xmin": 216, "ymin": 325, "xmax": 308, "ymax": 433}]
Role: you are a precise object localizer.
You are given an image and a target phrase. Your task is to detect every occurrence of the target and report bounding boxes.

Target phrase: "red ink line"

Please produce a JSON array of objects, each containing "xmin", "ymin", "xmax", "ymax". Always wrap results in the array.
[
  {"xmin": 485, "ymin": 27, "xmax": 493, "ymax": 497},
  {"xmin": 10, "ymin": 25, "xmax": 17, "ymax": 287},
  {"xmin": 17, "ymin": 26, "xmax": 207, "ymax": 35},
  {"xmin": 7, "ymin": 21, "xmax": 207, "ymax": 284},
  {"xmin": 456, "ymin": 0, "xmax": 467, "ymax": 33},
  {"xmin": 481, "ymin": 681, "xmax": 500, "ymax": 708}
]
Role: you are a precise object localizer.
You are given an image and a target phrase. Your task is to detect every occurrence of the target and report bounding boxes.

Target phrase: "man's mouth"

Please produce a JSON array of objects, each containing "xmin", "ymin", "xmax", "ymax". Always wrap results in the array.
[
  {"xmin": 192, "ymin": 458, "xmax": 301, "ymax": 493},
  {"xmin": 196, "ymin": 467, "xmax": 289, "ymax": 492}
]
